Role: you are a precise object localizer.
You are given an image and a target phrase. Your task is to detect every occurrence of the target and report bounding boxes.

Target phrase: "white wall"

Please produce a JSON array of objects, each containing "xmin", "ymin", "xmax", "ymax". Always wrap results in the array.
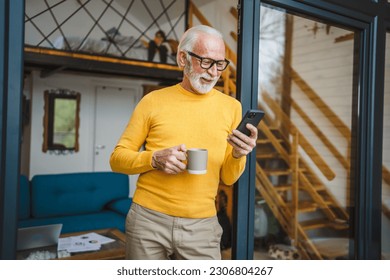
[{"xmin": 27, "ymin": 71, "xmax": 155, "ymax": 196}]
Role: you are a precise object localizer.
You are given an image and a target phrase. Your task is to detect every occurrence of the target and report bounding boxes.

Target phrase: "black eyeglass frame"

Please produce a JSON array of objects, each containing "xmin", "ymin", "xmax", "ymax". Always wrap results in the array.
[{"xmin": 186, "ymin": 51, "xmax": 230, "ymax": 71}]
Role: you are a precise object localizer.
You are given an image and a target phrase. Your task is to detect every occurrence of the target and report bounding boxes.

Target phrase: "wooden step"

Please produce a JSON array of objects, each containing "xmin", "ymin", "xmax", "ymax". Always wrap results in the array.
[
  {"xmin": 257, "ymin": 138, "xmax": 283, "ymax": 144},
  {"xmin": 264, "ymin": 168, "xmax": 308, "ymax": 176},
  {"xmin": 258, "ymin": 127, "xmax": 284, "ymax": 138},
  {"xmin": 264, "ymin": 169, "xmax": 292, "ymax": 176},
  {"xmin": 329, "ymin": 219, "xmax": 349, "ymax": 230},
  {"xmin": 256, "ymin": 152, "xmax": 280, "ymax": 159},
  {"xmin": 313, "ymin": 184, "xmax": 326, "ymax": 191},
  {"xmin": 300, "ymin": 218, "xmax": 349, "ymax": 231},
  {"xmin": 273, "ymin": 185, "xmax": 291, "ymax": 192},
  {"xmin": 312, "ymin": 200, "xmax": 335, "ymax": 208},
  {"xmin": 300, "ymin": 218, "xmax": 331, "ymax": 230},
  {"xmin": 286, "ymin": 201, "xmax": 318, "ymax": 212},
  {"xmin": 302, "ymin": 183, "xmax": 326, "ymax": 192}
]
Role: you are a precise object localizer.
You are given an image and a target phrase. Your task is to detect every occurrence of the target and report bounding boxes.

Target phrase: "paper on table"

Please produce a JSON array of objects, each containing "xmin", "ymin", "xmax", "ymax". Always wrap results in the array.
[
  {"xmin": 77, "ymin": 232, "xmax": 115, "ymax": 245},
  {"xmin": 58, "ymin": 232, "xmax": 115, "ymax": 253},
  {"xmin": 58, "ymin": 237, "xmax": 100, "ymax": 253}
]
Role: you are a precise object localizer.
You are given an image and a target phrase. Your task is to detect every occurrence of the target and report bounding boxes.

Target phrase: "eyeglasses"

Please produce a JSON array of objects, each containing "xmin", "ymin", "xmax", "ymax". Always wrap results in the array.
[{"xmin": 186, "ymin": 51, "xmax": 230, "ymax": 71}]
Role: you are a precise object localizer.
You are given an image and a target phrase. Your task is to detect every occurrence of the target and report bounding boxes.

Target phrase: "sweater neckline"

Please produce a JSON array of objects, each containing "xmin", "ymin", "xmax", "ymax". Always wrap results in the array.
[{"xmin": 176, "ymin": 83, "xmax": 216, "ymax": 99}]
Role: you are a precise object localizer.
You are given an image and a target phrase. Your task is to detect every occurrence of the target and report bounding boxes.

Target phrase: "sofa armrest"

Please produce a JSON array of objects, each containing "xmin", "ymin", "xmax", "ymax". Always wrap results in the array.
[{"xmin": 106, "ymin": 198, "xmax": 132, "ymax": 216}]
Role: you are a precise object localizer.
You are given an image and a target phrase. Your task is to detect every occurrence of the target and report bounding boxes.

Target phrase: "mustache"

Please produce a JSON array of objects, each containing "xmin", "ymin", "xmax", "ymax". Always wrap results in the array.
[{"xmin": 199, "ymin": 73, "xmax": 217, "ymax": 82}]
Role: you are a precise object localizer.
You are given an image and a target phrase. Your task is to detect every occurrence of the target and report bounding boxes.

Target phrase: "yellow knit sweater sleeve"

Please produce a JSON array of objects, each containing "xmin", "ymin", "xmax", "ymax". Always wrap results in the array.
[
  {"xmin": 110, "ymin": 92, "xmax": 156, "ymax": 175},
  {"xmin": 110, "ymin": 84, "xmax": 246, "ymax": 218}
]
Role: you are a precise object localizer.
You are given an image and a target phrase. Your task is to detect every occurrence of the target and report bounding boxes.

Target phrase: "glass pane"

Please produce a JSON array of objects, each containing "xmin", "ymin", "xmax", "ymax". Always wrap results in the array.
[
  {"xmin": 254, "ymin": 4, "xmax": 357, "ymax": 260},
  {"xmin": 382, "ymin": 31, "xmax": 390, "ymax": 260}
]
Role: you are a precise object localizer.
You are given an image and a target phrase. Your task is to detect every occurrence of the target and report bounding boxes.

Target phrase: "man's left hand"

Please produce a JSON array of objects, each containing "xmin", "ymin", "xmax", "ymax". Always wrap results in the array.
[{"xmin": 227, "ymin": 123, "xmax": 258, "ymax": 158}]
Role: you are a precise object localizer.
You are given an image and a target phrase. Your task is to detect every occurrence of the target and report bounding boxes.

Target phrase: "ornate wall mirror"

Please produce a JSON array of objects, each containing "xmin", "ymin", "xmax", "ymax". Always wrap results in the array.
[{"xmin": 42, "ymin": 89, "xmax": 80, "ymax": 154}]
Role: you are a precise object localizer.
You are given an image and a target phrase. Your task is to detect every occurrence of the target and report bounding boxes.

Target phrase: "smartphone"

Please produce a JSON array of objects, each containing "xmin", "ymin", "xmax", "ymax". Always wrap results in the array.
[{"xmin": 236, "ymin": 109, "xmax": 265, "ymax": 136}]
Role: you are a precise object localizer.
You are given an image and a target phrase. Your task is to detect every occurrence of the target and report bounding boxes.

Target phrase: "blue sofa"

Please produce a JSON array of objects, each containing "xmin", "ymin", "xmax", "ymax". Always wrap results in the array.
[{"xmin": 18, "ymin": 172, "xmax": 132, "ymax": 234}]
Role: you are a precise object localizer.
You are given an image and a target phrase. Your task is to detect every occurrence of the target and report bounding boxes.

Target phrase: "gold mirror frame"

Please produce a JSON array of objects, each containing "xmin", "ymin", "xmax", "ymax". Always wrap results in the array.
[{"xmin": 42, "ymin": 89, "xmax": 80, "ymax": 154}]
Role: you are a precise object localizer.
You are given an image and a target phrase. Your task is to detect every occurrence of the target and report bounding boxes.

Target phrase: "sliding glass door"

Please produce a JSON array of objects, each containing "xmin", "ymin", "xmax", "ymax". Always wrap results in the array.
[{"xmin": 252, "ymin": 3, "xmax": 359, "ymax": 260}]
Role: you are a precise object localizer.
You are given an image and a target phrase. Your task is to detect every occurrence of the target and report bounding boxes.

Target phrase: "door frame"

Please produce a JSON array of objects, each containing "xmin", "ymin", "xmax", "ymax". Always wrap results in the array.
[
  {"xmin": 233, "ymin": 0, "xmax": 260, "ymax": 260},
  {"xmin": 0, "ymin": 0, "xmax": 25, "ymax": 260},
  {"xmin": 234, "ymin": 0, "xmax": 388, "ymax": 260}
]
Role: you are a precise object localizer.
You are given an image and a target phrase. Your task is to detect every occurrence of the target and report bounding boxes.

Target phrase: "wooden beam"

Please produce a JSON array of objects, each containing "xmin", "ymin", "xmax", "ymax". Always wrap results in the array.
[{"xmin": 24, "ymin": 47, "xmax": 183, "ymax": 81}]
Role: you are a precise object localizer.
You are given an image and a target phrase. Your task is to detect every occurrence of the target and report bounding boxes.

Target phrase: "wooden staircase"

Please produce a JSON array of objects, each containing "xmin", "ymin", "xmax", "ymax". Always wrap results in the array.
[{"xmin": 256, "ymin": 92, "xmax": 349, "ymax": 259}]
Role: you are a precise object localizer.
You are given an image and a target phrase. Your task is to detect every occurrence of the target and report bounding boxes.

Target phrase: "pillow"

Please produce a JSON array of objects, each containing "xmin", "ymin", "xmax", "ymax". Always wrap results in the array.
[{"xmin": 106, "ymin": 198, "xmax": 133, "ymax": 216}]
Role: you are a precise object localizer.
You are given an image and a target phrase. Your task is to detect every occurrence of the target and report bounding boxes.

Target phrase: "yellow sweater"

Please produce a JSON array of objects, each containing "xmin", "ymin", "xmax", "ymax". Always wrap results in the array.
[{"xmin": 110, "ymin": 84, "xmax": 246, "ymax": 218}]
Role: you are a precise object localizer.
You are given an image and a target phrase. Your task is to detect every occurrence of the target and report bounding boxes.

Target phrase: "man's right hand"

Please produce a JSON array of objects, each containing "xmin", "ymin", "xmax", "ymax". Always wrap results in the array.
[{"xmin": 152, "ymin": 144, "xmax": 187, "ymax": 174}]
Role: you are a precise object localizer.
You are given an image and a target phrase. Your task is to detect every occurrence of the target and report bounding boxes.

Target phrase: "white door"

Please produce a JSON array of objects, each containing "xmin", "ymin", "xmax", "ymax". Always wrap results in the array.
[{"xmin": 93, "ymin": 86, "xmax": 138, "ymax": 171}]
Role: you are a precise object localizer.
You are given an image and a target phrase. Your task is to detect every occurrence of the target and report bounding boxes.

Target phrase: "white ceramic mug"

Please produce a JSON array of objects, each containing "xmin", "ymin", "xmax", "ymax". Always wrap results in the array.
[{"xmin": 187, "ymin": 148, "xmax": 208, "ymax": 175}]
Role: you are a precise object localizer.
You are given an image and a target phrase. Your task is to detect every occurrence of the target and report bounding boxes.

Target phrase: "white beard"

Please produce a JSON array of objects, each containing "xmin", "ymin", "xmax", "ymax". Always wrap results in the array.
[{"xmin": 184, "ymin": 62, "xmax": 219, "ymax": 94}]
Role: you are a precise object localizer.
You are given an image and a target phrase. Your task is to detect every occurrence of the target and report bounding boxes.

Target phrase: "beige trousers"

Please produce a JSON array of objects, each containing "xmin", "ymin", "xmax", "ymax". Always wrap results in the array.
[{"xmin": 125, "ymin": 203, "xmax": 223, "ymax": 260}]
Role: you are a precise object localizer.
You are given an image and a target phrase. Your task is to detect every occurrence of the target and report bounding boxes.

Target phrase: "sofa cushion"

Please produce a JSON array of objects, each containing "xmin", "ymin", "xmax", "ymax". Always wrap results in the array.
[
  {"xmin": 18, "ymin": 210, "xmax": 126, "ymax": 233},
  {"xmin": 31, "ymin": 172, "xmax": 129, "ymax": 218},
  {"xmin": 106, "ymin": 197, "xmax": 132, "ymax": 216},
  {"xmin": 18, "ymin": 175, "xmax": 30, "ymax": 220}
]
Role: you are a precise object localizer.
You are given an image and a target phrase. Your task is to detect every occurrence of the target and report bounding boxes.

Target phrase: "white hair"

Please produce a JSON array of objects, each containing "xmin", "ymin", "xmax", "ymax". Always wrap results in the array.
[{"xmin": 176, "ymin": 25, "xmax": 224, "ymax": 65}]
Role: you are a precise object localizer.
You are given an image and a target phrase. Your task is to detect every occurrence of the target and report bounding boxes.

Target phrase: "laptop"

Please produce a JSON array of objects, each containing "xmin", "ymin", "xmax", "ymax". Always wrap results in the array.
[{"xmin": 17, "ymin": 224, "xmax": 63, "ymax": 251}]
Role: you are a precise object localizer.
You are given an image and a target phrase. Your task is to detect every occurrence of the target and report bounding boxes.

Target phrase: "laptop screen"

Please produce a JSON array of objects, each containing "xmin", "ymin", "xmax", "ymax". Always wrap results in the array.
[{"xmin": 17, "ymin": 224, "xmax": 63, "ymax": 251}]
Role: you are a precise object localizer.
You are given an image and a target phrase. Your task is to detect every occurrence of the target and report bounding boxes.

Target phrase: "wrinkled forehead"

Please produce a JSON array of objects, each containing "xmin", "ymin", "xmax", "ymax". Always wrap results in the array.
[{"xmin": 193, "ymin": 33, "xmax": 226, "ymax": 59}]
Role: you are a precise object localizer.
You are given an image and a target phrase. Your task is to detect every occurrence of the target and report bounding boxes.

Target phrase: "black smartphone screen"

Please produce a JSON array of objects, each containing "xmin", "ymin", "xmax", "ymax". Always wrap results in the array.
[{"xmin": 236, "ymin": 109, "xmax": 265, "ymax": 136}]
